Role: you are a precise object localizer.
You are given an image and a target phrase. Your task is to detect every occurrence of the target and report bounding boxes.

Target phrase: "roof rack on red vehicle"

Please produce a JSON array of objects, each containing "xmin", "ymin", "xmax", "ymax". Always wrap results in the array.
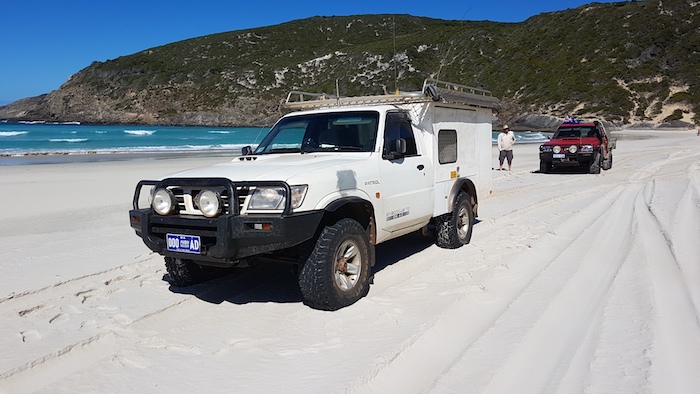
[{"xmin": 563, "ymin": 116, "xmax": 582, "ymax": 124}]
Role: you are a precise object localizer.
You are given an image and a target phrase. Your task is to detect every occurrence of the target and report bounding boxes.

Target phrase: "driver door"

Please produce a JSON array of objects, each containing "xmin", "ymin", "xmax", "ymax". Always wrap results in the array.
[{"xmin": 378, "ymin": 112, "xmax": 434, "ymax": 233}]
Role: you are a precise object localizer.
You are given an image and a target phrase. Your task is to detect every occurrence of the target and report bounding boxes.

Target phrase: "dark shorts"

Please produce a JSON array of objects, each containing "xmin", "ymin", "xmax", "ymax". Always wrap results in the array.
[{"xmin": 499, "ymin": 149, "xmax": 513, "ymax": 163}]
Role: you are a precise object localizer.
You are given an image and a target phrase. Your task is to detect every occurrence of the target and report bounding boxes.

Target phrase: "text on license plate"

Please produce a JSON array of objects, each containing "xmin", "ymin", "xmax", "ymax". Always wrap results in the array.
[
  {"xmin": 166, "ymin": 234, "xmax": 201, "ymax": 254},
  {"xmin": 553, "ymin": 153, "xmax": 566, "ymax": 158}
]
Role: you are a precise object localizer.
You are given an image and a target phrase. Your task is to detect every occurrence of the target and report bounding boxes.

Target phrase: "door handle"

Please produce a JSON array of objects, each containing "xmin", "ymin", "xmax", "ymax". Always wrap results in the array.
[{"xmin": 417, "ymin": 164, "xmax": 425, "ymax": 170}]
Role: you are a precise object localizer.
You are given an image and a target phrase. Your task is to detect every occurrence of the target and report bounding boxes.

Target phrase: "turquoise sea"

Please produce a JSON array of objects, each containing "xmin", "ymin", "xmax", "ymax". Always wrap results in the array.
[
  {"xmin": 0, "ymin": 122, "xmax": 270, "ymax": 156},
  {"xmin": 0, "ymin": 121, "xmax": 552, "ymax": 158}
]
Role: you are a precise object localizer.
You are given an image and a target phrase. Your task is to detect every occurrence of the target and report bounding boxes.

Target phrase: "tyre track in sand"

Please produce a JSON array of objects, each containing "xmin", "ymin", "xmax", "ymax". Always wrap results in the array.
[
  {"xmin": 0, "ymin": 252, "xmax": 173, "ymax": 382},
  {"xmin": 631, "ymin": 180, "xmax": 700, "ymax": 393},
  {"xmin": 350, "ymin": 144, "xmax": 699, "ymax": 393},
  {"xmin": 348, "ymin": 179, "xmax": 631, "ymax": 393},
  {"xmin": 0, "ymin": 253, "xmax": 274, "ymax": 392},
  {"xmin": 450, "ymin": 186, "xmax": 639, "ymax": 393},
  {"xmin": 338, "ymin": 171, "xmax": 626, "ymax": 392}
]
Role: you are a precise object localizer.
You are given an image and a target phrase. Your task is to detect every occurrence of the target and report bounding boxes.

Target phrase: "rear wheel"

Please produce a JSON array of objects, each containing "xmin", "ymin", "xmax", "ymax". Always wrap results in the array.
[
  {"xmin": 298, "ymin": 218, "xmax": 371, "ymax": 311},
  {"xmin": 436, "ymin": 192, "xmax": 474, "ymax": 249}
]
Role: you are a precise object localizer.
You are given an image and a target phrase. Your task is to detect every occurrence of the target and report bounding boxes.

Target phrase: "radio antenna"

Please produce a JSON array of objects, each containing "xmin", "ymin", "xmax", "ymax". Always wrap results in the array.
[
  {"xmin": 393, "ymin": 14, "xmax": 398, "ymax": 93},
  {"xmin": 335, "ymin": 79, "xmax": 340, "ymax": 105},
  {"xmin": 436, "ymin": 7, "xmax": 472, "ymax": 81}
]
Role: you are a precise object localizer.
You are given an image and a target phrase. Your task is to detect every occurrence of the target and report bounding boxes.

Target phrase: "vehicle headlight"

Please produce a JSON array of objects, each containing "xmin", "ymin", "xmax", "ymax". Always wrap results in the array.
[
  {"xmin": 553, "ymin": 146, "xmax": 562, "ymax": 154},
  {"xmin": 248, "ymin": 185, "xmax": 308, "ymax": 210},
  {"xmin": 540, "ymin": 145, "xmax": 553, "ymax": 152},
  {"xmin": 195, "ymin": 189, "xmax": 222, "ymax": 218},
  {"xmin": 152, "ymin": 188, "xmax": 176, "ymax": 215},
  {"xmin": 568, "ymin": 145, "xmax": 578, "ymax": 153},
  {"xmin": 249, "ymin": 187, "xmax": 285, "ymax": 209},
  {"xmin": 581, "ymin": 145, "xmax": 594, "ymax": 152}
]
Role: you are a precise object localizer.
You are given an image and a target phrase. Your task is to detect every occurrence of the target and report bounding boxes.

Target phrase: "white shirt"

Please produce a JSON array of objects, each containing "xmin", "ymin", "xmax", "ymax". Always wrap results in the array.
[{"xmin": 498, "ymin": 130, "xmax": 515, "ymax": 151}]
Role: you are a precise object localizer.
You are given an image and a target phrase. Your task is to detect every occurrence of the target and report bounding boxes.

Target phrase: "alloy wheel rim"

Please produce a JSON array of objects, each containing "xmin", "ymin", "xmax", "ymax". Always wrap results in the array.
[
  {"xmin": 334, "ymin": 240, "xmax": 361, "ymax": 291},
  {"xmin": 457, "ymin": 205, "xmax": 470, "ymax": 239}
]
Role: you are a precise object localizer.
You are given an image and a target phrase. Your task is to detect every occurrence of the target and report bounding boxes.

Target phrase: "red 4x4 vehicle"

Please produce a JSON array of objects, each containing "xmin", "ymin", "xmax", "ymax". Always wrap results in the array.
[{"xmin": 539, "ymin": 120, "xmax": 615, "ymax": 174}]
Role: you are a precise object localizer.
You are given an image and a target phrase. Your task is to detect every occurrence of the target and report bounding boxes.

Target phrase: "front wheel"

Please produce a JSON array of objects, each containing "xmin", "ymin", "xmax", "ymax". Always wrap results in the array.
[
  {"xmin": 602, "ymin": 152, "xmax": 613, "ymax": 170},
  {"xmin": 589, "ymin": 152, "xmax": 602, "ymax": 174},
  {"xmin": 165, "ymin": 257, "xmax": 226, "ymax": 287},
  {"xmin": 436, "ymin": 192, "xmax": 474, "ymax": 249},
  {"xmin": 298, "ymin": 218, "xmax": 371, "ymax": 311},
  {"xmin": 540, "ymin": 160, "xmax": 551, "ymax": 173}
]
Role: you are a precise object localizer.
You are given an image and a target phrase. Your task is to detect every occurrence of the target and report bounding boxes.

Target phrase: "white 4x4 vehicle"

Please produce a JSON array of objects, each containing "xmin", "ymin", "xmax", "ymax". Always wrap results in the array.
[{"xmin": 129, "ymin": 79, "xmax": 498, "ymax": 310}]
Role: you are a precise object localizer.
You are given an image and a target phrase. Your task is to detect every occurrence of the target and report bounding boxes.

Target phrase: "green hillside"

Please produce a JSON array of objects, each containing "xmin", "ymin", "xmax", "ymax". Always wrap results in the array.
[{"xmin": 2, "ymin": 0, "xmax": 698, "ymax": 126}]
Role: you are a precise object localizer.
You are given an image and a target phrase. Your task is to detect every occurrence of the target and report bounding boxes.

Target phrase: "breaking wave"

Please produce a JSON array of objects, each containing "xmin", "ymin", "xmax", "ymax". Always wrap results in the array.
[
  {"xmin": 124, "ymin": 130, "xmax": 156, "ymax": 136},
  {"xmin": 49, "ymin": 138, "xmax": 89, "ymax": 143}
]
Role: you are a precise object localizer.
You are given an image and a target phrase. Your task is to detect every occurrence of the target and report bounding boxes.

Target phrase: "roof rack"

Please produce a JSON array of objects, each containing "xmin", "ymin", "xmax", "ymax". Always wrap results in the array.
[
  {"xmin": 282, "ymin": 79, "xmax": 500, "ymax": 110},
  {"xmin": 422, "ymin": 79, "xmax": 500, "ymax": 110}
]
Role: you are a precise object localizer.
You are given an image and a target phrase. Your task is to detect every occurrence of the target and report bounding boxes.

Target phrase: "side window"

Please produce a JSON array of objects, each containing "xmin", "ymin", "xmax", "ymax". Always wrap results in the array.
[
  {"xmin": 596, "ymin": 126, "xmax": 605, "ymax": 142},
  {"xmin": 384, "ymin": 112, "xmax": 418, "ymax": 158},
  {"xmin": 438, "ymin": 129, "xmax": 457, "ymax": 164}
]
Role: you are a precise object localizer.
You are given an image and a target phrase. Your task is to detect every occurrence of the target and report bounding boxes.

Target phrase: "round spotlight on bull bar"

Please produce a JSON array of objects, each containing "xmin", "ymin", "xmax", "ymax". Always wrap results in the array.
[
  {"xmin": 568, "ymin": 145, "xmax": 578, "ymax": 153},
  {"xmin": 553, "ymin": 145, "xmax": 562, "ymax": 154},
  {"xmin": 152, "ymin": 188, "xmax": 176, "ymax": 215},
  {"xmin": 196, "ymin": 189, "xmax": 222, "ymax": 218}
]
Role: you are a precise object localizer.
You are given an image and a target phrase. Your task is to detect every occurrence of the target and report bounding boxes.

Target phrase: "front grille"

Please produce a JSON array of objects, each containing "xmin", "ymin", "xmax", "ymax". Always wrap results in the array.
[
  {"xmin": 237, "ymin": 186, "xmax": 251, "ymax": 213},
  {"xmin": 170, "ymin": 186, "xmax": 243, "ymax": 216},
  {"xmin": 132, "ymin": 178, "xmax": 293, "ymax": 218}
]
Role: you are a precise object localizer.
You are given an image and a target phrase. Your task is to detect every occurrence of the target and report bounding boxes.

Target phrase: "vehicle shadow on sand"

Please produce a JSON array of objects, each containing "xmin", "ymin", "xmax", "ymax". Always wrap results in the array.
[
  {"xmin": 531, "ymin": 167, "xmax": 592, "ymax": 175},
  {"xmin": 166, "ymin": 229, "xmax": 447, "ymax": 307}
]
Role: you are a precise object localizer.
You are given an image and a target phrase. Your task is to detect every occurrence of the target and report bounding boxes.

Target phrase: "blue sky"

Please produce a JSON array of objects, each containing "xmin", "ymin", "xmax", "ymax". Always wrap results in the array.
[{"xmin": 0, "ymin": 0, "xmax": 618, "ymax": 104}]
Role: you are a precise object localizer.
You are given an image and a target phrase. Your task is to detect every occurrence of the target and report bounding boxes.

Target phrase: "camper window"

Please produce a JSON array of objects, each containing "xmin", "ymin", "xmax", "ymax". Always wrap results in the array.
[{"xmin": 438, "ymin": 129, "xmax": 458, "ymax": 164}]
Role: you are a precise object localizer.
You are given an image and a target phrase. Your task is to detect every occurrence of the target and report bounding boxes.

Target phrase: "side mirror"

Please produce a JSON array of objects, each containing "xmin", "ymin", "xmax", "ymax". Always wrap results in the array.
[
  {"xmin": 394, "ymin": 138, "xmax": 407, "ymax": 155},
  {"xmin": 383, "ymin": 138, "xmax": 407, "ymax": 160},
  {"xmin": 241, "ymin": 146, "xmax": 253, "ymax": 156}
]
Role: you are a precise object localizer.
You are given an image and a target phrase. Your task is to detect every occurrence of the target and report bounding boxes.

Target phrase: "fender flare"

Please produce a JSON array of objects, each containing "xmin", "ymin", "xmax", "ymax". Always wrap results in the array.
[
  {"xmin": 448, "ymin": 178, "xmax": 479, "ymax": 217},
  {"xmin": 324, "ymin": 196, "xmax": 371, "ymax": 212}
]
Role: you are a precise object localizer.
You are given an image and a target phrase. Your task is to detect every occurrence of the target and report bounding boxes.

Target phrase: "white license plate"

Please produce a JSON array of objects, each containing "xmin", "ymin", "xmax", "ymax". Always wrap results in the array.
[
  {"xmin": 553, "ymin": 153, "xmax": 565, "ymax": 159},
  {"xmin": 166, "ymin": 234, "xmax": 201, "ymax": 254}
]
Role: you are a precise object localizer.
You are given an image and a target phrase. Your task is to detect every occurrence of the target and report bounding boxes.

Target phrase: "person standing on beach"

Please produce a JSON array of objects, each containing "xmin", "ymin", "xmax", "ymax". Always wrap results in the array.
[{"xmin": 498, "ymin": 125, "xmax": 515, "ymax": 171}]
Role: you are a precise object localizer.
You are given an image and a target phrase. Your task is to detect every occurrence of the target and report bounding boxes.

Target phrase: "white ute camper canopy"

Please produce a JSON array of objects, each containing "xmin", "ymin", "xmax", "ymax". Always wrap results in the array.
[
  {"xmin": 129, "ymin": 78, "xmax": 500, "ymax": 311},
  {"xmin": 283, "ymin": 78, "xmax": 499, "ymax": 205}
]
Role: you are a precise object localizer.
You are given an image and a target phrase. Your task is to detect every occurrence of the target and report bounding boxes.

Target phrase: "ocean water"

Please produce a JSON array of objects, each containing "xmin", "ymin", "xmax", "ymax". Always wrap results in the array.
[
  {"xmin": 0, "ymin": 121, "xmax": 552, "ymax": 156},
  {"xmin": 507, "ymin": 130, "xmax": 553, "ymax": 144},
  {"xmin": 0, "ymin": 122, "xmax": 270, "ymax": 156}
]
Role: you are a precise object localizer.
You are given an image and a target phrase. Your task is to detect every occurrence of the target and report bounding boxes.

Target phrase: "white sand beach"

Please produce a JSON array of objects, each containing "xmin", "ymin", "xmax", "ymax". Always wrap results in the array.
[{"xmin": 0, "ymin": 129, "xmax": 699, "ymax": 393}]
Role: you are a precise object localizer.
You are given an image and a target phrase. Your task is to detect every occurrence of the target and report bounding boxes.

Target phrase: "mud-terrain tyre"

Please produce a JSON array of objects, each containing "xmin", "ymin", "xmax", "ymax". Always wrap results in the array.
[
  {"xmin": 589, "ymin": 152, "xmax": 602, "ymax": 174},
  {"xmin": 298, "ymin": 218, "xmax": 371, "ymax": 311},
  {"xmin": 540, "ymin": 160, "xmax": 551, "ymax": 173},
  {"xmin": 165, "ymin": 257, "xmax": 223, "ymax": 287},
  {"xmin": 436, "ymin": 192, "xmax": 474, "ymax": 249},
  {"xmin": 602, "ymin": 152, "xmax": 613, "ymax": 170}
]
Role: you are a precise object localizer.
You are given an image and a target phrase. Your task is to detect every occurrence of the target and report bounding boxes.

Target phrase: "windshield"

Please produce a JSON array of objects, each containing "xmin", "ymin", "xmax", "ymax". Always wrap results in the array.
[
  {"xmin": 553, "ymin": 126, "xmax": 599, "ymax": 140},
  {"xmin": 254, "ymin": 111, "xmax": 379, "ymax": 154}
]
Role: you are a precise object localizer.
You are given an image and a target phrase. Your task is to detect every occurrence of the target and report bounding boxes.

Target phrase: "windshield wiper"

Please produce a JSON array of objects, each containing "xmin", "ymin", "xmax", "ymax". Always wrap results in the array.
[
  {"xmin": 337, "ymin": 146, "xmax": 365, "ymax": 151},
  {"xmin": 263, "ymin": 147, "xmax": 301, "ymax": 154},
  {"xmin": 302, "ymin": 144, "xmax": 365, "ymax": 152}
]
